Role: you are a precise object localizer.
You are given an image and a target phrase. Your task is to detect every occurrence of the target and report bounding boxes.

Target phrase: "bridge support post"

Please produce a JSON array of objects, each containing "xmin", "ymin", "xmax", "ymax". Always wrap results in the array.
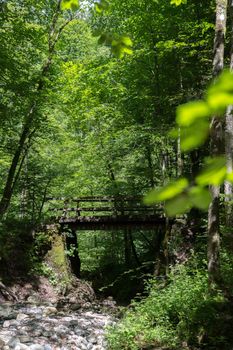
[{"xmin": 65, "ymin": 229, "xmax": 81, "ymax": 278}]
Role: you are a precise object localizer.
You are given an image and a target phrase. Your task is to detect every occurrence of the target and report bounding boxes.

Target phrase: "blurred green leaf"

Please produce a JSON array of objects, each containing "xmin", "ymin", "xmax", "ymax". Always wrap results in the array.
[
  {"xmin": 207, "ymin": 70, "xmax": 233, "ymax": 113},
  {"xmin": 196, "ymin": 157, "xmax": 227, "ymax": 186},
  {"xmin": 144, "ymin": 178, "xmax": 188, "ymax": 204},
  {"xmin": 121, "ymin": 36, "xmax": 133, "ymax": 47},
  {"xmin": 94, "ymin": 0, "xmax": 109, "ymax": 14},
  {"xmin": 165, "ymin": 194, "xmax": 191, "ymax": 216},
  {"xmin": 207, "ymin": 93, "xmax": 233, "ymax": 113},
  {"xmin": 189, "ymin": 186, "xmax": 211, "ymax": 210},
  {"xmin": 176, "ymin": 101, "xmax": 210, "ymax": 127},
  {"xmin": 180, "ymin": 120, "xmax": 209, "ymax": 151},
  {"xmin": 111, "ymin": 36, "xmax": 133, "ymax": 58},
  {"xmin": 61, "ymin": 0, "xmax": 79, "ymax": 11}
]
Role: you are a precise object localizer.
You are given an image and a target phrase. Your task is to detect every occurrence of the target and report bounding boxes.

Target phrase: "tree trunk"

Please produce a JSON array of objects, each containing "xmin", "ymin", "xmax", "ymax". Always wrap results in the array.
[
  {"xmin": 208, "ymin": 0, "xmax": 227, "ymax": 286},
  {"xmin": 224, "ymin": 0, "xmax": 233, "ymax": 226}
]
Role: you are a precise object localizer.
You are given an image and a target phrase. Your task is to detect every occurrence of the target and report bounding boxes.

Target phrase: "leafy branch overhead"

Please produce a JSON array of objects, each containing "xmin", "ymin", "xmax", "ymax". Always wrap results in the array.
[
  {"xmin": 98, "ymin": 33, "xmax": 133, "ymax": 58},
  {"xmin": 145, "ymin": 71, "xmax": 233, "ymax": 216}
]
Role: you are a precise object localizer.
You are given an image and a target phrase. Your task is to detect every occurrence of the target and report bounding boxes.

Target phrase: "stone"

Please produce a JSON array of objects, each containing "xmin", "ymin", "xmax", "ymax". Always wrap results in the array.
[
  {"xmin": 43, "ymin": 307, "xmax": 57, "ymax": 316},
  {"xmin": 0, "ymin": 299, "xmax": 116, "ymax": 350},
  {"xmin": 16, "ymin": 313, "xmax": 29, "ymax": 321},
  {"xmin": 15, "ymin": 344, "xmax": 30, "ymax": 350},
  {"xmin": 43, "ymin": 345, "xmax": 52, "ymax": 350},
  {"xmin": 0, "ymin": 337, "xmax": 7, "ymax": 347},
  {"xmin": 0, "ymin": 304, "xmax": 13, "ymax": 318},
  {"xmin": 29, "ymin": 345, "xmax": 45, "ymax": 350},
  {"xmin": 19, "ymin": 335, "xmax": 31, "ymax": 343},
  {"xmin": 7, "ymin": 336, "xmax": 20, "ymax": 348}
]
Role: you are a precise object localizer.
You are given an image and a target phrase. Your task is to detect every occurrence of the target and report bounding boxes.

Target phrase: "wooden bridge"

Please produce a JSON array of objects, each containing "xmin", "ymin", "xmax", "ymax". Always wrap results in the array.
[
  {"xmin": 47, "ymin": 196, "xmax": 168, "ymax": 277},
  {"xmin": 47, "ymin": 196, "xmax": 166, "ymax": 230}
]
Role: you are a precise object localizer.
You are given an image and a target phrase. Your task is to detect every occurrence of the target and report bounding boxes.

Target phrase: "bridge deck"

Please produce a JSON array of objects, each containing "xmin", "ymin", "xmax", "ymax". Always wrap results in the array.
[
  {"xmin": 59, "ymin": 215, "xmax": 166, "ymax": 230},
  {"xmin": 47, "ymin": 196, "xmax": 166, "ymax": 230}
]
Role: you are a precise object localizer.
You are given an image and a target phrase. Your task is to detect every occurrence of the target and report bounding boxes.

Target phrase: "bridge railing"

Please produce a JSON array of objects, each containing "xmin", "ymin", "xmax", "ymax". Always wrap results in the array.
[{"xmin": 46, "ymin": 196, "xmax": 164, "ymax": 221}]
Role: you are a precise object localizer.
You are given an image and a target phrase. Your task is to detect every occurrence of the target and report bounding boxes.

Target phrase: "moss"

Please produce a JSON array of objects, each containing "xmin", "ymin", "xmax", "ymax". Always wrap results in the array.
[{"xmin": 44, "ymin": 233, "xmax": 72, "ymax": 288}]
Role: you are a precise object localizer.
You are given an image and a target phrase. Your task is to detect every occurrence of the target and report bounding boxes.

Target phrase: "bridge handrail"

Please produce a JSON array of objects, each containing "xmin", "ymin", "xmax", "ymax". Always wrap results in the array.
[{"xmin": 46, "ymin": 196, "xmax": 164, "ymax": 221}]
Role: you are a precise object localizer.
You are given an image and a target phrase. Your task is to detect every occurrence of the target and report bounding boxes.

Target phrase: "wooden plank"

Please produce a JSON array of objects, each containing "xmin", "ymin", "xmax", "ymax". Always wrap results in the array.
[
  {"xmin": 48, "ymin": 207, "xmax": 163, "ymax": 212},
  {"xmin": 58, "ymin": 215, "xmax": 167, "ymax": 230},
  {"xmin": 46, "ymin": 196, "xmax": 144, "ymax": 202}
]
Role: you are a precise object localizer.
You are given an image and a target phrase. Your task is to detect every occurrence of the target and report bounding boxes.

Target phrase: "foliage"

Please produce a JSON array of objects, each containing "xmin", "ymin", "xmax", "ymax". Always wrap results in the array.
[
  {"xmin": 145, "ymin": 71, "xmax": 233, "ymax": 216},
  {"xmin": 107, "ymin": 257, "xmax": 233, "ymax": 350}
]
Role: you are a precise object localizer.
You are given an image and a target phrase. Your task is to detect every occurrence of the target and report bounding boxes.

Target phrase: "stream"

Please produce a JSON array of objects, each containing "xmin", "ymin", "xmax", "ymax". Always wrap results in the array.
[{"xmin": 0, "ymin": 302, "xmax": 116, "ymax": 350}]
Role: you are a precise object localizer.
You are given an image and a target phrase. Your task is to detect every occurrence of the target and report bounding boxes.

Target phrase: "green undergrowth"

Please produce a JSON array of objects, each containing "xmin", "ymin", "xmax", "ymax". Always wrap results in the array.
[{"xmin": 107, "ymin": 255, "xmax": 233, "ymax": 350}]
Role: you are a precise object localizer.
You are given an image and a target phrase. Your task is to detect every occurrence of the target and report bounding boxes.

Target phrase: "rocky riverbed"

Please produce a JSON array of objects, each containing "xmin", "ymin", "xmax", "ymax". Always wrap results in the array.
[{"xmin": 0, "ymin": 302, "xmax": 116, "ymax": 350}]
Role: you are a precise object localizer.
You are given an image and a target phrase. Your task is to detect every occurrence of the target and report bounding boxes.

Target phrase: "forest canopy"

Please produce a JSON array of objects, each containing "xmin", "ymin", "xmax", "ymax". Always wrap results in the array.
[{"xmin": 1, "ymin": 1, "xmax": 233, "ymax": 349}]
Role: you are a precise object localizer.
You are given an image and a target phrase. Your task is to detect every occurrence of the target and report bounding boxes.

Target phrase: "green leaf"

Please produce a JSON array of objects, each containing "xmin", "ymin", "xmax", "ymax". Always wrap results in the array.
[
  {"xmin": 207, "ymin": 93, "xmax": 233, "ymax": 113},
  {"xmin": 120, "ymin": 36, "xmax": 133, "ymax": 47},
  {"xmin": 121, "ymin": 46, "xmax": 133, "ymax": 55},
  {"xmin": 180, "ymin": 120, "xmax": 209, "ymax": 152},
  {"xmin": 189, "ymin": 186, "xmax": 211, "ymax": 210},
  {"xmin": 176, "ymin": 101, "xmax": 210, "ymax": 127},
  {"xmin": 61, "ymin": 0, "xmax": 79, "ymax": 11},
  {"xmin": 94, "ymin": 0, "xmax": 109, "ymax": 14},
  {"xmin": 196, "ymin": 157, "xmax": 227, "ymax": 186},
  {"xmin": 207, "ymin": 70, "xmax": 233, "ymax": 113},
  {"xmin": 170, "ymin": 0, "xmax": 187, "ymax": 5},
  {"xmin": 165, "ymin": 194, "xmax": 191, "ymax": 216},
  {"xmin": 144, "ymin": 178, "xmax": 189, "ymax": 204}
]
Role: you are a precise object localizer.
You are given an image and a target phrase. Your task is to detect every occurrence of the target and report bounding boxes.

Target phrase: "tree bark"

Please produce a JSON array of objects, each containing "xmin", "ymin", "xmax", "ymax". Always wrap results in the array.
[{"xmin": 208, "ymin": 0, "xmax": 227, "ymax": 286}]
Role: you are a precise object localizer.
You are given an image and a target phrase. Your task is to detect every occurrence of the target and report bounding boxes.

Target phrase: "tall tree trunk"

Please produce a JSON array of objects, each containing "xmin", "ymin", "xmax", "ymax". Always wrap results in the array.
[
  {"xmin": 208, "ymin": 0, "xmax": 227, "ymax": 286},
  {"xmin": 225, "ymin": 0, "xmax": 233, "ymax": 226},
  {"xmin": 0, "ymin": 1, "xmax": 72, "ymax": 220}
]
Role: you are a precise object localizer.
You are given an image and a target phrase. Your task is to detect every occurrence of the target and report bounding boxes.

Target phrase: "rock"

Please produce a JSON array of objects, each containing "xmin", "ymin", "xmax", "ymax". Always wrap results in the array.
[
  {"xmin": 0, "ymin": 300, "xmax": 116, "ymax": 350},
  {"xmin": 0, "ymin": 337, "xmax": 7, "ymax": 347},
  {"xmin": 43, "ymin": 345, "xmax": 52, "ymax": 350},
  {"xmin": 0, "ymin": 304, "xmax": 13, "ymax": 318},
  {"xmin": 16, "ymin": 313, "xmax": 29, "ymax": 321},
  {"xmin": 15, "ymin": 344, "xmax": 30, "ymax": 350},
  {"xmin": 29, "ymin": 345, "xmax": 45, "ymax": 350},
  {"xmin": 43, "ymin": 307, "xmax": 57, "ymax": 316},
  {"xmin": 19, "ymin": 335, "xmax": 31, "ymax": 343},
  {"xmin": 7, "ymin": 336, "xmax": 20, "ymax": 347}
]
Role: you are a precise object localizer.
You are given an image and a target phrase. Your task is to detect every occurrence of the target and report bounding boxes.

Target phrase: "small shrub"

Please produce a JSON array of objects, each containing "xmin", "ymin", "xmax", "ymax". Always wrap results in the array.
[{"xmin": 107, "ymin": 256, "xmax": 231, "ymax": 350}]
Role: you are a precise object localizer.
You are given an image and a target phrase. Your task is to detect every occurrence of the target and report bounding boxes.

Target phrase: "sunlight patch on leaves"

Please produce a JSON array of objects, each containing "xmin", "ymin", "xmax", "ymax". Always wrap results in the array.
[
  {"xmin": 111, "ymin": 36, "xmax": 133, "ymax": 58},
  {"xmin": 170, "ymin": 0, "xmax": 187, "ymax": 5},
  {"xmin": 60, "ymin": 0, "xmax": 79, "ymax": 11}
]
